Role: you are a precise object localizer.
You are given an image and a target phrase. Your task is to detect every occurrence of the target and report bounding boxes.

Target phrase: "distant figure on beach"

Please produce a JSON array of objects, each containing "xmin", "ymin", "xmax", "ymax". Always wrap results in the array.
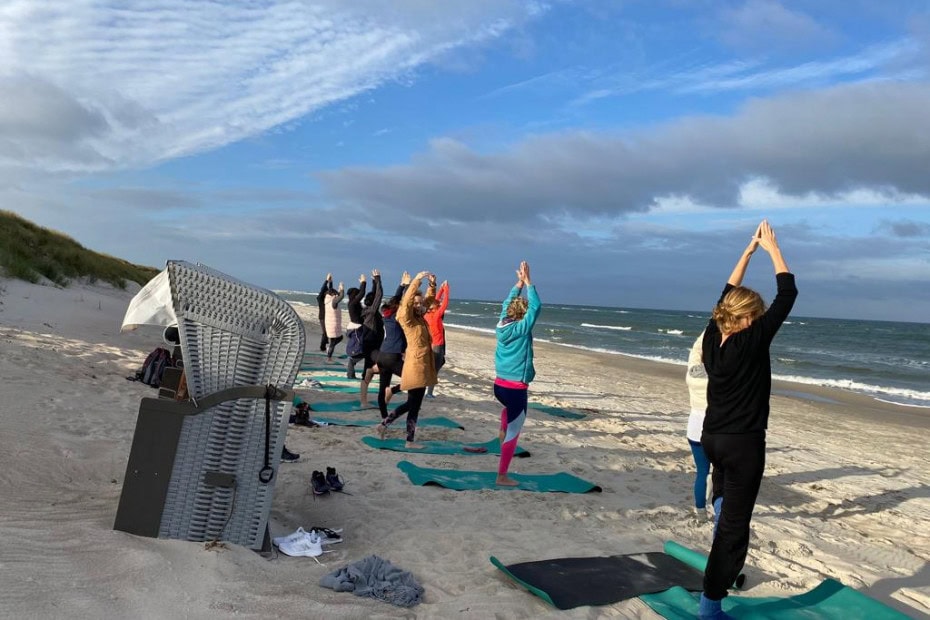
[
  {"xmin": 698, "ymin": 220, "xmax": 797, "ymax": 620},
  {"xmin": 317, "ymin": 273, "xmax": 335, "ymax": 352},
  {"xmin": 323, "ymin": 281, "xmax": 345, "ymax": 364},
  {"xmin": 424, "ymin": 275, "xmax": 449, "ymax": 398},
  {"xmin": 357, "ymin": 269, "xmax": 384, "ymax": 409},
  {"xmin": 345, "ymin": 274, "xmax": 367, "ymax": 379},
  {"xmin": 372, "ymin": 271, "xmax": 410, "ymax": 419},
  {"xmin": 686, "ymin": 330, "xmax": 711, "ymax": 516},
  {"xmin": 376, "ymin": 270, "xmax": 438, "ymax": 449},
  {"xmin": 493, "ymin": 261, "xmax": 541, "ymax": 486}
]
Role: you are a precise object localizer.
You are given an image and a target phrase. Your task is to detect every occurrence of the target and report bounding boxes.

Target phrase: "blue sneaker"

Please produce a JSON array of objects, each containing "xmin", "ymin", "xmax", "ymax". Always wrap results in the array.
[{"xmin": 698, "ymin": 594, "xmax": 734, "ymax": 620}]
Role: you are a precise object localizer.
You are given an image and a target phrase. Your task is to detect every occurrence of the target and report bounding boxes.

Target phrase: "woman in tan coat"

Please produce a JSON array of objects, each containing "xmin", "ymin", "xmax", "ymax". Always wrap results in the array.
[{"xmin": 377, "ymin": 270, "xmax": 437, "ymax": 448}]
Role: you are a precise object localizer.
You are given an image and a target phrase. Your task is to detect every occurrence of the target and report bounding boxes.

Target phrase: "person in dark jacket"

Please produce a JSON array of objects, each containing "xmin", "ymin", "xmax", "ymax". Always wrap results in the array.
[
  {"xmin": 317, "ymin": 273, "xmax": 334, "ymax": 351},
  {"xmin": 358, "ymin": 269, "xmax": 384, "ymax": 408},
  {"xmin": 698, "ymin": 221, "xmax": 797, "ymax": 620},
  {"xmin": 345, "ymin": 274, "xmax": 367, "ymax": 379},
  {"xmin": 372, "ymin": 272, "xmax": 409, "ymax": 419}
]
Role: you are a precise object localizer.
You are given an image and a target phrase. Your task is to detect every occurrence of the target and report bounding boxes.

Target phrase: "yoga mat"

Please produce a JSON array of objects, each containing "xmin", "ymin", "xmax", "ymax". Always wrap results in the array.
[
  {"xmin": 640, "ymin": 579, "xmax": 911, "ymax": 620},
  {"xmin": 362, "ymin": 436, "xmax": 529, "ymax": 456},
  {"xmin": 397, "ymin": 460, "xmax": 601, "ymax": 493},
  {"xmin": 664, "ymin": 541, "xmax": 746, "ymax": 589},
  {"xmin": 313, "ymin": 416, "xmax": 465, "ymax": 429},
  {"xmin": 491, "ymin": 553, "xmax": 704, "ymax": 610},
  {"xmin": 305, "ymin": 383, "xmax": 360, "ymax": 393},
  {"xmin": 529, "ymin": 403, "xmax": 586, "ymax": 420},
  {"xmin": 305, "ymin": 400, "xmax": 400, "ymax": 412},
  {"xmin": 298, "ymin": 375, "xmax": 359, "ymax": 383},
  {"xmin": 303, "ymin": 352, "xmax": 347, "ymax": 359},
  {"xmin": 299, "ymin": 364, "xmax": 346, "ymax": 372}
]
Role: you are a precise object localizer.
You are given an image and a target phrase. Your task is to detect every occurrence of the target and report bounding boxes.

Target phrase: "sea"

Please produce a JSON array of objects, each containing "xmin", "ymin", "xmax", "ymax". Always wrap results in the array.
[{"xmin": 278, "ymin": 291, "xmax": 930, "ymax": 409}]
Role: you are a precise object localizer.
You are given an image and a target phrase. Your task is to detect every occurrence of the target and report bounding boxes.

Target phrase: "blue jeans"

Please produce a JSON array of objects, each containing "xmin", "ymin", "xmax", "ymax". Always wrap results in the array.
[{"xmin": 689, "ymin": 439, "xmax": 711, "ymax": 509}]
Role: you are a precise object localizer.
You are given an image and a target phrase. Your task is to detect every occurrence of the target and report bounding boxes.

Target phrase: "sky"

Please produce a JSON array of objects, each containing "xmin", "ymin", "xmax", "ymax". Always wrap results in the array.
[{"xmin": 2, "ymin": 0, "xmax": 929, "ymax": 323}]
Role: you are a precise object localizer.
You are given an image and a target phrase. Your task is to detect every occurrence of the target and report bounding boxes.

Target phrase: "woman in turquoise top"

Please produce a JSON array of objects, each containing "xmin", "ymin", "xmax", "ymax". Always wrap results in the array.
[{"xmin": 493, "ymin": 261, "xmax": 541, "ymax": 486}]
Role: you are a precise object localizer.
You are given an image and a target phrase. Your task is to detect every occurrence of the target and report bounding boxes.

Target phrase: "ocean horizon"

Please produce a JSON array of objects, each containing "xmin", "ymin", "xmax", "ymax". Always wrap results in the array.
[{"xmin": 278, "ymin": 290, "xmax": 930, "ymax": 409}]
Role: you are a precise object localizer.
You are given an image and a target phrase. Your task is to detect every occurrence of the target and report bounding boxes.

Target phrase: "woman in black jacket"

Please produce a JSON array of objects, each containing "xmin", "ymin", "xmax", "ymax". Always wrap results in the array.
[{"xmin": 698, "ymin": 220, "xmax": 798, "ymax": 620}]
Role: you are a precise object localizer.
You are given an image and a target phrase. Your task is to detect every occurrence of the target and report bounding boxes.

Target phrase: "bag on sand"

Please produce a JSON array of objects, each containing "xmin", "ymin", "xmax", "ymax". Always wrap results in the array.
[
  {"xmin": 138, "ymin": 347, "xmax": 172, "ymax": 387},
  {"xmin": 346, "ymin": 328, "xmax": 364, "ymax": 358}
]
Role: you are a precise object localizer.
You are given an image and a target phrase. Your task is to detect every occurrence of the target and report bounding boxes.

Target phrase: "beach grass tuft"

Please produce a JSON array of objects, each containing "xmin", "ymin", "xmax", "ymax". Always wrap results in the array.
[{"xmin": 0, "ymin": 210, "xmax": 159, "ymax": 289}]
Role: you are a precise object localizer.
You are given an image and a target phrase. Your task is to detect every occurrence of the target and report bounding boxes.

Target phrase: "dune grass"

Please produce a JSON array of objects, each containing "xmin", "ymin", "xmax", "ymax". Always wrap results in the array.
[{"xmin": 0, "ymin": 210, "xmax": 159, "ymax": 289}]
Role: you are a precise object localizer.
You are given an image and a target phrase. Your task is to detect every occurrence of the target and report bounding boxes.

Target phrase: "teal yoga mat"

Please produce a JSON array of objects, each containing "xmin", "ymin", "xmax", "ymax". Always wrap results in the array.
[
  {"xmin": 305, "ymin": 400, "xmax": 399, "ymax": 412},
  {"xmin": 313, "ymin": 416, "xmax": 465, "ymax": 429},
  {"xmin": 640, "ymin": 579, "xmax": 911, "ymax": 620},
  {"xmin": 664, "ymin": 541, "xmax": 746, "ymax": 589},
  {"xmin": 311, "ymin": 383, "xmax": 360, "ymax": 393},
  {"xmin": 304, "ymin": 352, "xmax": 347, "ymax": 359},
  {"xmin": 529, "ymin": 403, "xmax": 586, "ymax": 420},
  {"xmin": 299, "ymin": 364, "xmax": 347, "ymax": 372},
  {"xmin": 362, "ymin": 436, "xmax": 529, "ymax": 456},
  {"xmin": 396, "ymin": 460, "xmax": 601, "ymax": 493}
]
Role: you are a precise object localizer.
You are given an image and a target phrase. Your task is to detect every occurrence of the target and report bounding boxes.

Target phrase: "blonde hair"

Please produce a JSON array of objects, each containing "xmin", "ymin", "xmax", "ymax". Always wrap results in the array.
[
  {"xmin": 712, "ymin": 286, "xmax": 765, "ymax": 335},
  {"xmin": 507, "ymin": 297, "xmax": 528, "ymax": 321}
]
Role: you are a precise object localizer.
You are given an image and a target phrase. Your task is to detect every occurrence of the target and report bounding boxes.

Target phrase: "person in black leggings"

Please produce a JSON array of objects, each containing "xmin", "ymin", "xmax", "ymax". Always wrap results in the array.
[
  {"xmin": 373, "ymin": 272, "xmax": 409, "ymax": 419},
  {"xmin": 317, "ymin": 273, "xmax": 334, "ymax": 351},
  {"xmin": 698, "ymin": 220, "xmax": 797, "ymax": 620}
]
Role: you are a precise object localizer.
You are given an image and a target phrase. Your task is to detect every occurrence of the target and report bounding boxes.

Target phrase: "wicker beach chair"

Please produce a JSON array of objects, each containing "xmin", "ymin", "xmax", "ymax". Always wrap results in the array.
[{"xmin": 114, "ymin": 261, "xmax": 305, "ymax": 550}]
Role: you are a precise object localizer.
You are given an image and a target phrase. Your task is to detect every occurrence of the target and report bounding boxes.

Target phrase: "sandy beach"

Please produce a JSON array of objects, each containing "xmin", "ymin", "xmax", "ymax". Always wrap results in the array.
[{"xmin": 1, "ymin": 277, "xmax": 928, "ymax": 619}]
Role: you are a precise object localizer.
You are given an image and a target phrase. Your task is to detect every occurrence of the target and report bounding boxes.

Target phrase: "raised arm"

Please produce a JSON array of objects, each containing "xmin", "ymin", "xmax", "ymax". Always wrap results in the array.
[
  {"xmin": 367, "ymin": 269, "xmax": 383, "ymax": 316},
  {"xmin": 319, "ymin": 273, "xmax": 332, "ymax": 297},
  {"xmin": 397, "ymin": 271, "xmax": 428, "ymax": 327},
  {"xmin": 726, "ymin": 223, "xmax": 761, "ymax": 287},
  {"xmin": 331, "ymin": 283, "xmax": 344, "ymax": 308},
  {"xmin": 509, "ymin": 261, "xmax": 541, "ymax": 336},
  {"xmin": 756, "ymin": 221, "xmax": 797, "ymax": 341},
  {"xmin": 437, "ymin": 281, "xmax": 450, "ymax": 313}
]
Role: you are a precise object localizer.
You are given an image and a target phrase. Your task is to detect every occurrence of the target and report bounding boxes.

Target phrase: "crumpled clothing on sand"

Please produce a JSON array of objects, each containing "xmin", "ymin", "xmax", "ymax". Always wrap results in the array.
[{"xmin": 319, "ymin": 554, "xmax": 424, "ymax": 607}]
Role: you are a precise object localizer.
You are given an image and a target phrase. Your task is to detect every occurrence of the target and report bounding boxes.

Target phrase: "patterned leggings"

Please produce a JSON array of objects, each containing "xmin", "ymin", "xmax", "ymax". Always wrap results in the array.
[{"xmin": 494, "ymin": 383, "xmax": 527, "ymax": 476}]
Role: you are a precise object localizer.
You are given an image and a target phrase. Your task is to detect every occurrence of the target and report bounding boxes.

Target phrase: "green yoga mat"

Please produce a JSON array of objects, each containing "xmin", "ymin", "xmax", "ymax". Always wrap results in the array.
[
  {"xmin": 299, "ymin": 364, "xmax": 348, "ymax": 372},
  {"xmin": 529, "ymin": 403, "xmax": 586, "ymax": 420},
  {"xmin": 396, "ymin": 460, "xmax": 601, "ymax": 493},
  {"xmin": 362, "ymin": 436, "xmax": 530, "ymax": 456},
  {"xmin": 304, "ymin": 352, "xmax": 347, "ymax": 359},
  {"xmin": 307, "ymin": 399, "xmax": 400, "ymax": 412},
  {"xmin": 299, "ymin": 375, "xmax": 359, "ymax": 383},
  {"xmin": 664, "ymin": 541, "xmax": 746, "ymax": 589},
  {"xmin": 640, "ymin": 579, "xmax": 910, "ymax": 620},
  {"xmin": 310, "ymin": 383, "xmax": 361, "ymax": 393},
  {"xmin": 313, "ymin": 416, "xmax": 465, "ymax": 429}
]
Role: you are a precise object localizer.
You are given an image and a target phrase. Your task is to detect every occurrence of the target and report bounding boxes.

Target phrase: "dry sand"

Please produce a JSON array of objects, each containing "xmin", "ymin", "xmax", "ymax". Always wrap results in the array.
[{"xmin": 1, "ymin": 278, "xmax": 927, "ymax": 619}]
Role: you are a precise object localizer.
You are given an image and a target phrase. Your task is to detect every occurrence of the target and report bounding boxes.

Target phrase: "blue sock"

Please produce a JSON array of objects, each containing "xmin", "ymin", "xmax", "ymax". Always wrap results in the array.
[
  {"xmin": 712, "ymin": 496, "xmax": 723, "ymax": 539},
  {"xmin": 699, "ymin": 594, "xmax": 733, "ymax": 619}
]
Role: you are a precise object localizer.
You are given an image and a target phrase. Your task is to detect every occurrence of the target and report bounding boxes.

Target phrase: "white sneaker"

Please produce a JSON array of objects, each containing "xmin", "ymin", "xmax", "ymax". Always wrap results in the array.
[
  {"xmin": 279, "ymin": 531, "xmax": 323, "ymax": 557},
  {"xmin": 273, "ymin": 527, "xmax": 307, "ymax": 547}
]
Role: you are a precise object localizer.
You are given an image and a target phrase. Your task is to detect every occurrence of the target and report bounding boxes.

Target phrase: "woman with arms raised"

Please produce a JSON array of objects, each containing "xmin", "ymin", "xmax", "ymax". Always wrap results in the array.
[
  {"xmin": 698, "ymin": 221, "xmax": 798, "ymax": 620},
  {"xmin": 493, "ymin": 261, "xmax": 541, "ymax": 486}
]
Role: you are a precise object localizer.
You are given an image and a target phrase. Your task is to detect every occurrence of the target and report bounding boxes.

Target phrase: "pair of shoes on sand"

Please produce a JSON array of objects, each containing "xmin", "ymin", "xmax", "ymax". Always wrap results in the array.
[
  {"xmin": 274, "ymin": 527, "xmax": 344, "ymax": 558},
  {"xmin": 311, "ymin": 467, "xmax": 344, "ymax": 495}
]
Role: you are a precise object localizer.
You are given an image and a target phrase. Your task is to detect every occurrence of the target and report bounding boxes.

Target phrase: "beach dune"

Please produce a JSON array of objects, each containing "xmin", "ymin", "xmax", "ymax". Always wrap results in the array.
[{"xmin": 0, "ymin": 278, "xmax": 927, "ymax": 619}]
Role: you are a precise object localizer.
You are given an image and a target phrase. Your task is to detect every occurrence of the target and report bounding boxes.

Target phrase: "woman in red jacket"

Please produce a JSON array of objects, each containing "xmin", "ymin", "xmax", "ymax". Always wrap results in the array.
[{"xmin": 423, "ymin": 275, "xmax": 449, "ymax": 398}]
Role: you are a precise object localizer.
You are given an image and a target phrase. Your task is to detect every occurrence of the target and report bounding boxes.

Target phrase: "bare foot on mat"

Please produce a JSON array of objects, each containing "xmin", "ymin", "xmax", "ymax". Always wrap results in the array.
[{"xmin": 496, "ymin": 475, "xmax": 519, "ymax": 487}]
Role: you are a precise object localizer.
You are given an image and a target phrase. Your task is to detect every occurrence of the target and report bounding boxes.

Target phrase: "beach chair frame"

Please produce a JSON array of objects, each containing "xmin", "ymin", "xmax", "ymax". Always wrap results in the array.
[{"xmin": 114, "ymin": 261, "xmax": 305, "ymax": 550}]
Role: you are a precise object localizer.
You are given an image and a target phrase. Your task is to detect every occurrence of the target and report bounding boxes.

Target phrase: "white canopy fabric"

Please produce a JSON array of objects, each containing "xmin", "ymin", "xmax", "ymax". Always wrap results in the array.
[{"xmin": 120, "ymin": 268, "xmax": 177, "ymax": 332}]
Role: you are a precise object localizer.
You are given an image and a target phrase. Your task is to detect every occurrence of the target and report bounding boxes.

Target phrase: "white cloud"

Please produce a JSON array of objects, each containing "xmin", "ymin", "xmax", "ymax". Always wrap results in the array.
[{"xmin": 0, "ymin": 0, "xmax": 544, "ymax": 173}]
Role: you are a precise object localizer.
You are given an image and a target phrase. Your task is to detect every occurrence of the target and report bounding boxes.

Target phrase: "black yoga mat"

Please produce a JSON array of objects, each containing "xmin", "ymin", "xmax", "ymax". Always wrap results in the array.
[{"xmin": 491, "ymin": 552, "xmax": 704, "ymax": 610}]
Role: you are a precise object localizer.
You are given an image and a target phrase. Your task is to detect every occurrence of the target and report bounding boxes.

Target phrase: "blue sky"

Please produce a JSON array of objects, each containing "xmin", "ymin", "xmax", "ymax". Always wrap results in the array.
[{"xmin": 2, "ymin": 1, "xmax": 929, "ymax": 322}]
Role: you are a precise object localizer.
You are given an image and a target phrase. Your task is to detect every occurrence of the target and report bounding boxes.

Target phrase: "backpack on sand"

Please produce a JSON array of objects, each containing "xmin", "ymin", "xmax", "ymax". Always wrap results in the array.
[
  {"xmin": 139, "ymin": 347, "xmax": 172, "ymax": 387},
  {"xmin": 346, "ymin": 328, "xmax": 364, "ymax": 358}
]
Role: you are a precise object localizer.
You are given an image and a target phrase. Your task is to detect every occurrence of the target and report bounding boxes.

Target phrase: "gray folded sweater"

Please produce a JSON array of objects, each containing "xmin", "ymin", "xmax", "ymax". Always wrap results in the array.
[{"xmin": 319, "ymin": 554, "xmax": 424, "ymax": 607}]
